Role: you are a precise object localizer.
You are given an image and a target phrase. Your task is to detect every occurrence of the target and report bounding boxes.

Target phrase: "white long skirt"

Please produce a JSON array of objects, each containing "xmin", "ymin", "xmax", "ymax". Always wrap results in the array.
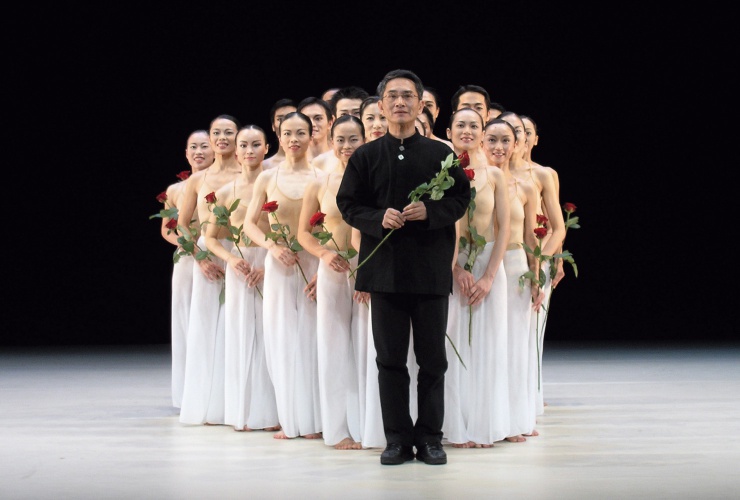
[
  {"xmin": 444, "ymin": 243, "xmax": 510, "ymax": 445},
  {"xmin": 315, "ymin": 256, "xmax": 366, "ymax": 445},
  {"xmin": 171, "ymin": 253, "xmax": 194, "ymax": 408},
  {"xmin": 179, "ymin": 237, "xmax": 230, "ymax": 425},
  {"xmin": 503, "ymin": 248, "xmax": 535, "ymax": 436},
  {"xmin": 532, "ymin": 260, "xmax": 552, "ymax": 415},
  {"xmin": 262, "ymin": 249, "xmax": 320, "ymax": 438},
  {"xmin": 223, "ymin": 246, "xmax": 278, "ymax": 431}
]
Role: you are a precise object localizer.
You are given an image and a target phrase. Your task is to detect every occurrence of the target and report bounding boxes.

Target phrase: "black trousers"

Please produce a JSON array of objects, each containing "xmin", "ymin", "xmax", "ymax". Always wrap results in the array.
[{"xmin": 370, "ymin": 292, "xmax": 448, "ymax": 447}]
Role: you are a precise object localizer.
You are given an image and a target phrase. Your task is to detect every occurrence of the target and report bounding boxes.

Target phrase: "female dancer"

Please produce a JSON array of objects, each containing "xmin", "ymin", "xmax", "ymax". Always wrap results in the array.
[
  {"xmin": 177, "ymin": 115, "xmax": 243, "ymax": 425},
  {"xmin": 204, "ymin": 125, "xmax": 279, "ymax": 432},
  {"xmin": 243, "ymin": 112, "xmax": 325, "ymax": 439},
  {"xmin": 159, "ymin": 129, "xmax": 214, "ymax": 408},
  {"xmin": 359, "ymin": 96, "xmax": 387, "ymax": 143},
  {"xmin": 443, "ymin": 108, "xmax": 511, "ymax": 447},
  {"xmin": 521, "ymin": 113, "xmax": 563, "ymax": 414},
  {"xmin": 297, "ymin": 115, "xmax": 368, "ymax": 450},
  {"xmin": 483, "ymin": 117, "xmax": 542, "ymax": 442},
  {"xmin": 501, "ymin": 111, "xmax": 564, "ymax": 422}
]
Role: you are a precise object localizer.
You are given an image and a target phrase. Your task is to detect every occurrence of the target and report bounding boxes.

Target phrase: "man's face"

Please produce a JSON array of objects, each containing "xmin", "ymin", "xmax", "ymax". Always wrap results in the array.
[
  {"xmin": 300, "ymin": 103, "xmax": 331, "ymax": 141},
  {"xmin": 378, "ymin": 78, "xmax": 422, "ymax": 127},
  {"xmin": 335, "ymin": 98, "xmax": 363, "ymax": 118},
  {"xmin": 456, "ymin": 91, "xmax": 488, "ymax": 119},
  {"xmin": 272, "ymin": 106, "xmax": 297, "ymax": 134}
]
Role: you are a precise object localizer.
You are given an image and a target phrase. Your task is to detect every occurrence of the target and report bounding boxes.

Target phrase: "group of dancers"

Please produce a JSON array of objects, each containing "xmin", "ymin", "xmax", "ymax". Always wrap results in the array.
[{"xmin": 154, "ymin": 78, "xmax": 570, "ymax": 453}]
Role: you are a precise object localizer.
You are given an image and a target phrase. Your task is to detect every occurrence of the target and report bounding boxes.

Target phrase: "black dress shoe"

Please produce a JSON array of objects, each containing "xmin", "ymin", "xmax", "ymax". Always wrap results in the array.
[
  {"xmin": 415, "ymin": 442, "xmax": 447, "ymax": 465},
  {"xmin": 380, "ymin": 443, "xmax": 415, "ymax": 465}
]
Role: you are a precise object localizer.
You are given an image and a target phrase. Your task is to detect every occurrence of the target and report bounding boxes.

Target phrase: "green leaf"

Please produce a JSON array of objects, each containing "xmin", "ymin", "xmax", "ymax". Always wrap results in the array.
[{"xmin": 289, "ymin": 238, "xmax": 304, "ymax": 253}]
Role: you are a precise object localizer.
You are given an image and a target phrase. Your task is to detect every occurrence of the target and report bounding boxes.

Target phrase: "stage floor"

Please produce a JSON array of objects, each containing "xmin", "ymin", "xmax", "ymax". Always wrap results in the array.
[{"xmin": 1, "ymin": 342, "xmax": 738, "ymax": 499}]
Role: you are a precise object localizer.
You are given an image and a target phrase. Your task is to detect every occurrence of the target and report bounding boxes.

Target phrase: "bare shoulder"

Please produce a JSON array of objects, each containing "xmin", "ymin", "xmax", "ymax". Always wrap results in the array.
[
  {"xmin": 304, "ymin": 176, "xmax": 324, "ymax": 197},
  {"xmin": 520, "ymin": 179, "xmax": 538, "ymax": 200},
  {"xmin": 215, "ymin": 180, "xmax": 236, "ymax": 204},
  {"xmin": 487, "ymin": 166, "xmax": 506, "ymax": 184},
  {"xmin": 433, "ymin": 136, "xmax": 454, "ymax": 149}
]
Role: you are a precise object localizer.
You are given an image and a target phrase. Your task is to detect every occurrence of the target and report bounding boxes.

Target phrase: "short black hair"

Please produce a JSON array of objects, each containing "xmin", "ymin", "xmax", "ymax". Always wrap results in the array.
[
  {"xmin": 376, "ymin": 69, "xmax": 424, "ymax": 102},
  {"xmin": 297, "ymin": 96, "xmax": 334, "ymax": 121},
  {"xmin": 269, "ymin": 98, "xmax": 296, "ymax": 123},
  {"xmin": 329, "ymin": 86, "xmax": 369, "ymax": 116},
  {"xmin": 450, "ymin": 85, "xmax": 491, "ymax": 112}
]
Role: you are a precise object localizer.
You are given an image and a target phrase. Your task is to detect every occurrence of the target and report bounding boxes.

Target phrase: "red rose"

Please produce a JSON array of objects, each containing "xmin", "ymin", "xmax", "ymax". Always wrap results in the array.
[
  {"xmin": 463, "ymin": 168, "xmax": 475, "ymax": 181},
  {"xmin": 156, "ymin": 191, "xmax": 167, "ymax": 203},
  {"xmin": 262, "ymin": 200, "xmax": 279, "ymax": 213},
  {"xmin": 457, "ymin": 151, "xmax": 470, "ymax": 169},
  {"xmin": 563, "ymin": 202, "xmax": 577, "ymax": 214},
  {"xmin": 309, "ymin": 211, "xmax": 326, "ymax": 227},
  {"xmin": 165, "ymin": 218, "xmax": 178, "ymax": 230},
  {"xmin": 205, "ymin": 192, "xmax": 217, "ymax": 204},
  {"xmin": 536, "ymin": 214, "xmax": 548, "ymax": 225},
  {"xmin": 534, "ymin": 227, "xmax": 548, "ymax": 239},
  {"xmin": 176, "ymin": 170, "xmax": 191, "ymax": 181}
]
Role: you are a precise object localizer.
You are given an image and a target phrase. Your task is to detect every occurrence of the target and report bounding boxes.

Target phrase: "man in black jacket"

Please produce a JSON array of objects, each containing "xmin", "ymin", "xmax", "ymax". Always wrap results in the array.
[{"xmin": 337, "ymin": 69, "xmax": 471, "ymax": 465}]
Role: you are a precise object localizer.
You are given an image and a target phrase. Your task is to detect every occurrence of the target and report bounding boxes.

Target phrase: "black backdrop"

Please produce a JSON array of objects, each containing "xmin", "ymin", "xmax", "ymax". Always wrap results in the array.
[{"xmin": 5, "ymin": 5, "xmax": 730, "ymax": 346}]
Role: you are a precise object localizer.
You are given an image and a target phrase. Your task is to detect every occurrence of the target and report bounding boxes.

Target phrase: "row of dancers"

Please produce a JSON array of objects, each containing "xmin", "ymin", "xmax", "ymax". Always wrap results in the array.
[{"xmin": 154, "ymin": 82, "xmax": 569, "ymax": 450}]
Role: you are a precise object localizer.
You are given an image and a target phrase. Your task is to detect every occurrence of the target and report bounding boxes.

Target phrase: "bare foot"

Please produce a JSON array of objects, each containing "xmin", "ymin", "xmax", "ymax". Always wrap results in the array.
[
  {"xmin": 473, "ymin": 443, "xmax": 494, "ymax": 448},
  {"xmin": 264, "ymin": 425, "xmax": 281, "ymax": 432},
  {"xmin": 523, "ymin": 429, "xmax": 539, "ymax": 437},
  {"xmin": 233, "ymin": 426, "xmax": 253, "ymax": 432},
  {"xmin": 302, "ymin": 432, "xmax": 322, "ymax": 439},
  {"xmin": 452, "ymin": 441, "xmax": 476, "ymax": 448},
  {"xmin": 273, "ymin": 430, "xmax": 292, "ymax": 439},
  {"xmin": 505, "ymin": 435, "xmax": 526, "ymax": 443},
  {"xmin": 334, "ymin": 437, "xmax": 362, "ymax": 450},
  {"xmin": 544, "ymin": 402, "xmax": 549, "ymax": 407}
]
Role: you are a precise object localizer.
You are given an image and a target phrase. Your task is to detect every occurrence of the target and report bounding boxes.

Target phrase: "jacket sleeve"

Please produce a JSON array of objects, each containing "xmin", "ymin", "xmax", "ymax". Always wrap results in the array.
[{"xmin": 336, "ymin": 154, "xmax": 386, "ymax": 240}]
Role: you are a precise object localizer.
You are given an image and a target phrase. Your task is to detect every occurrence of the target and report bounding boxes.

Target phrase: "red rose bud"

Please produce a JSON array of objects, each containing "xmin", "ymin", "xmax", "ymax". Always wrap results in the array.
[
  {"xmin": 165, "ymin": 218, "xmax": 178, "ymax": 230},
  {"xmin": 156, "ymin": 191, "xmax": 168, "ymax": 203},
  {"xmin": 262, "ymin": 201, "xmax": 279, "ymax": 213},
  {"xmin": 536, "ymin": 214, "xmax": 548, "ymax": 225},
  {"xmin": 563, "ymin": 202, "xmax": 577, "ymax": 213},
  {"xmin": 205, "ymin": 192, "xmax": 217, "ymax": 204},
  {"xmin": 534, "ymin": 227, "xmax": 548, "ymax": 239},
  {"xmin": 457, "ymin": 151, "xmax": 470, "ymax": 169},
  {"xmin": 309, "ymin": 211, "xmax": 326, "ymax": 227},
  {"xmin": 464, "ymin": 168, "xmax": 475, "ymax": 181},
  {"xmin": 176, "ymin": 170, "xmax": 191, "ymax": 181}
]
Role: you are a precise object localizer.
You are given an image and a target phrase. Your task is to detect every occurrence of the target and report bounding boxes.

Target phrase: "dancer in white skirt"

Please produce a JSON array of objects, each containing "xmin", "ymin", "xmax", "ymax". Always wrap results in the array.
[
  {"xmin": 487, "ymin": 118, "xmax": 543, "ymax": 441},
  {"xmin": 205, "ymin": 125, "xmax": 279, "ymax": 432},
  {"xmin": 176, "ymin": 115, "xmax": 243, "ymax": 425},
  {"xmin": 297, "ymin": 115, "xmax": 368, "ymax": 450},
  {"xmin": 444, "ymin": 108, "xmax": 511, "ymax": 447},
  {"xmin": 243, "ymin": 112, "xmax": 325, "ymax": 439},
  {"xmin": 158, "ymin": 129, "xmax": 214, "ymax": 408},
  {"xmin": 501, "ymin": 111, "xmax": 564, "ymax": 425},
  {"xmin": 520, "ymin": 114, "xmax": 565, "ymax": 415}
]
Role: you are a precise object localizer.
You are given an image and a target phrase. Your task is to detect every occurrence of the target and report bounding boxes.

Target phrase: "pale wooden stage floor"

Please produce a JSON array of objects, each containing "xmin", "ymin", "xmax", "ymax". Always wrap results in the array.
[{"xmin": 1, "ymin": 342, "xmax": 738, "ymax": 500}]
